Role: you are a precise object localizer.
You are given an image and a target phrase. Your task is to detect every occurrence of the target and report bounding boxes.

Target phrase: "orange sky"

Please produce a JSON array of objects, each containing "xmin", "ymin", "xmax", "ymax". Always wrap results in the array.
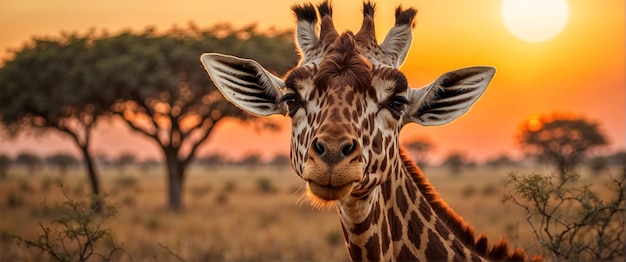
[{"xmin": 0, "ymin": 0, "xmax": 624, "ymax": 163}]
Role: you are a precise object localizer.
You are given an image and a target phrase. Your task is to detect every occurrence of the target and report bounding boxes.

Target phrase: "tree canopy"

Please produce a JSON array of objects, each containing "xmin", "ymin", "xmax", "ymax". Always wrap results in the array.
[{"xmin": 0, "ymin": 31, "xmax": 113, "ymax": 138}]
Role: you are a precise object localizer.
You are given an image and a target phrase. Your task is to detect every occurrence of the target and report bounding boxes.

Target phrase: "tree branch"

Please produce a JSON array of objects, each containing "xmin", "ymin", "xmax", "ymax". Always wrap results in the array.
[
  {"xmin": 169, "ymin": 113, "xmax": 178, "ymax": 148},
  {"xmin": 112, "ymin": 112, "xmax": 160, "ymax": 144},
  {"xmin": 181, "ymin": 117, "xmax": 221, "ymax": 168},
  {"xmin": 45, "ymin": 118, "xmax": 86, "ymax": 148}
]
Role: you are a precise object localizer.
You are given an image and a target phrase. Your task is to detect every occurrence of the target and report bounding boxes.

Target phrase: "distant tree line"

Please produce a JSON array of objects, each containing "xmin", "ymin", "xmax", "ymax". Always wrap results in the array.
[
  {"xmin": 3, "ymin": 146, "xmax": 622, "ymax": 180},
  {"xmin": 194, "ymin": 152, "xmax": 290, "ymax": 168},
  {"xmin": 0, "ymin": 150, "xmax": 293, "ymax": 179}
]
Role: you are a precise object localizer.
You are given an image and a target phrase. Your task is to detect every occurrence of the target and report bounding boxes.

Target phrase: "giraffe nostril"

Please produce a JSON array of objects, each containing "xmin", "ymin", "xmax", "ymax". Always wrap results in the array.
[
  {"xmin": 341, "ymin": 139, "xmax": 357, "ymax": 156},
  {"xmin": 313, "ymin": 138, "xmax": 326, "ymax": 156}
]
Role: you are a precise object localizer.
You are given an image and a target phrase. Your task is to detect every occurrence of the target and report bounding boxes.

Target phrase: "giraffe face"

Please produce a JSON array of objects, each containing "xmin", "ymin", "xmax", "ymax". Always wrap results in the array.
[
  {"xmin": 284, "ymin": 35, "xmax": 411, "ymax": 202},
  {"xmin": 200, "ymin": 1, "xmax": 495, "ymax": 205}
]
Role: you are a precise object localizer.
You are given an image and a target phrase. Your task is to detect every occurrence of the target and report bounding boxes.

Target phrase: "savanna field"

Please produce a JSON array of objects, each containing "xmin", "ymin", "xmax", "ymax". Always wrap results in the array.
[{"xmin": 1, "ymin": 163, "xmax": 622, "ymax": 261}]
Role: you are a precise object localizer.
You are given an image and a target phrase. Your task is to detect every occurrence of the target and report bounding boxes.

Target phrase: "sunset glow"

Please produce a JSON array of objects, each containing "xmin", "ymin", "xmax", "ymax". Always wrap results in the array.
[{"xmin": 0, "ymin": 0, "xmax": 623, "ymax": 163}]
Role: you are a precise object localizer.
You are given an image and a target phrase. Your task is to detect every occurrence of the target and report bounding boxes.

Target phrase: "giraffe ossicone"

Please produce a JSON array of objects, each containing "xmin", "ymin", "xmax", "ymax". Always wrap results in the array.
[{"xmin": 201, "ymin": 1, "xmax": 536, "ymax": 261}]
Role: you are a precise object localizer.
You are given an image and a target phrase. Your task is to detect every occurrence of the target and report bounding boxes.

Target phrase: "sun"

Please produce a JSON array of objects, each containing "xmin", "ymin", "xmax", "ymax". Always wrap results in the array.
[
  {"xmin": 525, "ymin": 114, "xmax": 543, "ymax": 132},
  {"xmin": 501, "ymin": 0, "xmax": 569, "ymax": 43}
]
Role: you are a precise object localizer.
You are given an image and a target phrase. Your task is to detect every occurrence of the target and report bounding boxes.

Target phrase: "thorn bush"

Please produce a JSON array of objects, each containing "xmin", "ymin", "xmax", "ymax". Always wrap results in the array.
[
  {"xmin": 12, "ymin": 187, "xmax": 127, "ymax": 262},
  {"xmin": 503, "ymin": 172, "xmax": 625, "ymax": 261}
]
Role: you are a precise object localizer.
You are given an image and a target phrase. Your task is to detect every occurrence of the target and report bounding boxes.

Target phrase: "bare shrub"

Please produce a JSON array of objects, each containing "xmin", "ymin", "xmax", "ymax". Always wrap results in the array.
[
  {"xmin": 17, "ymin": 179, "xmax": 33, "ymax": 193},
  {"xmin": 481, "ymin": 184, "xmax": 499, "ymax": 197},
  {"xmin": 460, "ymin": 185, "xmax": 477, "ymax": 198},
  {"xmin": 325, "ymin": 230, "xmax": 343, "ymax": 246},
  {"xmin": 114, "ymin": 176, "xmax": 138, "ymax": 189},
  {"xmin": 190, "ymin": 185, "xmax": 211, "ymax": 198},
  {"xmin": 256, "ymin": 177, "xmax": 276, "ymax": 193},
  {"xmin": 223, "ymin": 180, "xmax": 237, "ymax": 192},
  {"xmin": 6, "ymin": 191, "xmax": 25, "ymax": 208},
  {"xmin": 215, "ymin": 191, "xmax": 229, "ymax": 206},
  {"xmin": 503, "ymin": 172, "xmax": 625, "ymax": 261},
  {"xmin": 12, "ymin": 187, "xmax": 127, "ymax": 261}
]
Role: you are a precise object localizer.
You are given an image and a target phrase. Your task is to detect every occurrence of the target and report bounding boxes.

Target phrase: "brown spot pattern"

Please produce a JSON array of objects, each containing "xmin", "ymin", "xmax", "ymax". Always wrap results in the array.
[
  {"xmin": 425, "ymin": 229, "xmax": 448, "ymax": 261},
  {"xmin": 371, "ymin": 131, "xmax": 383, "ymax": 154},
  {"xmin": 352, "ymin": 218, "xmax": 371, "ymax": 235},
  {"xmin": 349, "ymin": 243, "xmax": 362, "ymax": 261},
  {"xmin": 407, "ymin": 211, "xmax": 423, "ymax": 249},
  {"xmin": 397, "ymin": 245, "xmax": 418, "ymax": 261},
  {"xmin": 388, "ymin": 207, "xmax": 402, "ymax": 242},
  {"xmin": 395, "ymin": 186, "xmax": 408, "ymax": 214},
  {"xmin": 365, "ymin": 234, "xmax": 380, "ymax": 261}
]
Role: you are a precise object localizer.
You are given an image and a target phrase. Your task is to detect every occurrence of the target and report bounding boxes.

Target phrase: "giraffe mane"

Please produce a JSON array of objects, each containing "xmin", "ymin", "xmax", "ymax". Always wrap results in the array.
[
  {"xmin": 314, "ymin": 33, "xmax": 373, "ymax": 92},
  {"xmin": 399, "ymin": 148, "xmax": 530, "ymax": 261}
]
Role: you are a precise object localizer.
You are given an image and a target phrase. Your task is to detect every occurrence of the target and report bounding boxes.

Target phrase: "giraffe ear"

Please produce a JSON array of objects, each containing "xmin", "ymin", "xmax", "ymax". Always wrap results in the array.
[
  {"xmin": 404, "ymin": 66, "xmax": 495, "ymax": 126},
  {"xmin": 200, "ymin": 53, "xmax": 287, "ymax": 116}
]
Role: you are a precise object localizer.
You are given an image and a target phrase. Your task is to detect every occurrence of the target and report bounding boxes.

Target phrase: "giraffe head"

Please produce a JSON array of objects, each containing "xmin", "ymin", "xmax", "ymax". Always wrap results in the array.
[{"xmin": 201, "ymin": 1, "xmax": 495, "ymax": 206}]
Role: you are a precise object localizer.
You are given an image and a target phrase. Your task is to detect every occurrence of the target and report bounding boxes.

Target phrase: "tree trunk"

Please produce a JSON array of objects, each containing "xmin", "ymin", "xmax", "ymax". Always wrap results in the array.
[
  {"xmin": 164, "ymin": 147, "xmax": 186, "ymax": 211},
  {"xmin": 80, "ymin": 145, "xmax": 102, "ymax": 213},
  {"xmin": 557, "ymin": 158, "xmax": 579, "ymax": 183}
]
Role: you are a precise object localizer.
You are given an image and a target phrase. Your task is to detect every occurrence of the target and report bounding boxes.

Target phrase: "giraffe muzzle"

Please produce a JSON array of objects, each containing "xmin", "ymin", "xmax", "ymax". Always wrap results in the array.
[{"xmin": 302, "ymin": 135, "xmax": 364, "ymax": 201}]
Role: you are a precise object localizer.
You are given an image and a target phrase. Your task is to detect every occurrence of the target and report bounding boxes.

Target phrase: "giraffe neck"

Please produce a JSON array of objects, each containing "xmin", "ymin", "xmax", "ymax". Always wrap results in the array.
[{"xmin": 336, "ymin": 150, "xmax": 527, "ymax": 261}]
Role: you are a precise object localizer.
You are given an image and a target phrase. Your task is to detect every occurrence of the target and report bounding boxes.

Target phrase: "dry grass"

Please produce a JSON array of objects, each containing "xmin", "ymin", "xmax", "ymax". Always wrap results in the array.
[{"xmin": 0, "ymin": 164, "xmax": 620, "ymax": 261}]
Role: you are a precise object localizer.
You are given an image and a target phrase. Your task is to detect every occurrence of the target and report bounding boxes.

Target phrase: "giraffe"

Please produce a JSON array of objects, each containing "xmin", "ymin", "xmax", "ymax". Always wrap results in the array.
[{"xmin": 201, "ymin": 1, "xmax": 534, "ymax": 261}]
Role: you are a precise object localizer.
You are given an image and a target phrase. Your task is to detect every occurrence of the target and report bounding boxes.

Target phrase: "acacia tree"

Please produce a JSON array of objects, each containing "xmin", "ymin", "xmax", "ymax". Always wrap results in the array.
[
  {"xmin": 0, "ymin": 32, "xmax": 115, "ymax": 211},
  {"xmin": 518, "ymin": 113, "xmax": 607, "ymax": 182},
  {"xmin": 442, "ymin": 152, "xmax": 467, "ymax": 175},
  {"xmin": 100, "ymin": 25, "xmax": 297, "ymax": 210}
]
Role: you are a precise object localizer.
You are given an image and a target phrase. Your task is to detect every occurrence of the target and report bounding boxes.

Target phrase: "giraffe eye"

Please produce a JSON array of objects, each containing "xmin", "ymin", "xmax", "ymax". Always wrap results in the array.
[
  {"xmin": 280, "ymin": 93, "xmax": 302, "ymax": 116},
  {"xmin": 281, "ymin": 94, "xmax": 298, "ymax": 108},
  {"xmin": 386, "ymin": 96, "xmax": 409, "ymax": 116}
]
